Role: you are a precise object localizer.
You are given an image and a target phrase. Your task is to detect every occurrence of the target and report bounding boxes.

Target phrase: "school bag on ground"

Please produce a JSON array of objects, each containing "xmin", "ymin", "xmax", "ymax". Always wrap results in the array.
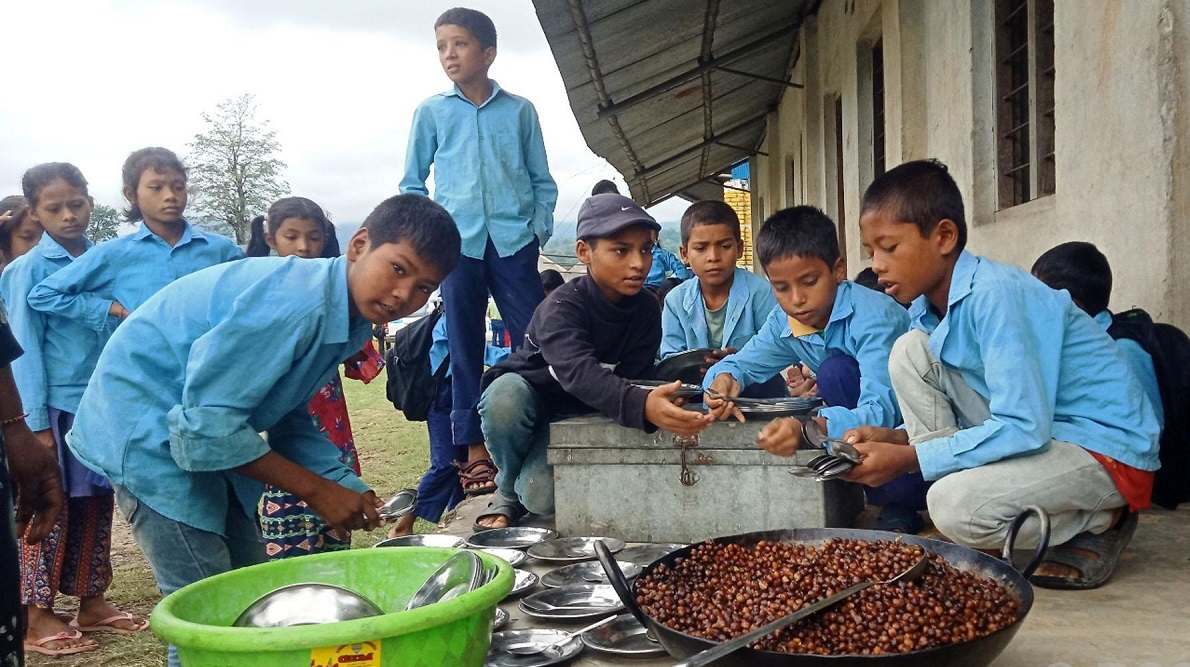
[
  {"xmin": 1108, "ymin": 308, "xmax": 1190, "ymax": 509},
  {"xmin": 385, "ymin": 303, "xmax": 448, "ymax": 422}
]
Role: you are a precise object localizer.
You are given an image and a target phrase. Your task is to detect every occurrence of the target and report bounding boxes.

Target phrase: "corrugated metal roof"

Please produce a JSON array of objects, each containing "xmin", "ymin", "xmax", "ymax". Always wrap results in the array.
[{"xmin": 534, "ymin": 0, "xmax": 817, "ymax": 205}]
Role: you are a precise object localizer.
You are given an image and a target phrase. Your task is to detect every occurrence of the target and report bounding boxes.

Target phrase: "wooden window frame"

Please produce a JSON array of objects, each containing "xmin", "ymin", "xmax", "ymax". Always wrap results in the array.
[{"xmin": 994, "ymin": 0, "xmax": 1055, "ymax": 209}]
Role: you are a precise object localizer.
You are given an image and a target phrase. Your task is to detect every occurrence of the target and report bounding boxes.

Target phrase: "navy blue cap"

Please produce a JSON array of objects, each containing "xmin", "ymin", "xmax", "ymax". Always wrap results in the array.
[{"xmin": 576, "ymin": 194, "xmax": 661, "ymax": 240}]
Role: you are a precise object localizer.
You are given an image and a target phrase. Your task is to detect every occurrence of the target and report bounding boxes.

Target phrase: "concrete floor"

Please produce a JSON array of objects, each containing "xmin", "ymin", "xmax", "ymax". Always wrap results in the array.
[{"xmin": 442, "ymin": 496, "xmax": 1190, "ymax": 667}]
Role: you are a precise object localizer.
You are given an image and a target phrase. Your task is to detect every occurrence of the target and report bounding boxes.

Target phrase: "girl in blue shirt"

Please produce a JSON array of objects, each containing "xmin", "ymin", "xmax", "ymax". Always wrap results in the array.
[
  {"xmin": 1, "ymin": 164, "xmax": 145, "ymax": 657},
  {"xmin": 246, "ymin": 197, "xmax": 384, "ymax": 559}
]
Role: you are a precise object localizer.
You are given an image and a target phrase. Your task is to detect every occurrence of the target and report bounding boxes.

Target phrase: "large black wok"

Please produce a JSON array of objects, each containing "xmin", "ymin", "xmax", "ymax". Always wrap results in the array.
[{"xmin": 595, "ymin": 507, "xmax": 1049, "ymax": 667}]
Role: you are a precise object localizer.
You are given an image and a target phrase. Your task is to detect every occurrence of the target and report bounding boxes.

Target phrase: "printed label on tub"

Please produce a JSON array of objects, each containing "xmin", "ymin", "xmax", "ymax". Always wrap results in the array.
[{"xmin": 310, "ymin": 640, "xmax": 381, "ymax": 666}]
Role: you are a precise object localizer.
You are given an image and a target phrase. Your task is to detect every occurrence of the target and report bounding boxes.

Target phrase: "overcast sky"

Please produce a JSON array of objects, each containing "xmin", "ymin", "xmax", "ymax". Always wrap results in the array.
[{"xmin": 0, "ymin": 0, "xmax": 689, "ymax": 233}]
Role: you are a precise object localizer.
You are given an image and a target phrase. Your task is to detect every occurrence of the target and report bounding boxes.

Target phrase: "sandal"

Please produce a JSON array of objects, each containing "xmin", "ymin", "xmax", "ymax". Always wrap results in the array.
[
  {"xmin": 1030, "ymin": 511, "xmax": 1138, "ymax": 590},
  {"xmin": 457, "ymin": 458, "xmax": 498, "ymax": 496},
  {"xmin": 473, "ymin": 495, "xmax": 527, "ymax": 532},
  {"xmin": 872, "ymin": 504, "xmax": 926, "ymax": 534},
  {"xmin": 24, "ymin": 629, "xmax": 99, "ymax": 657},
  {"xmin": 70, "ymin": 611, "xmax": 150, "ymax": 635}
]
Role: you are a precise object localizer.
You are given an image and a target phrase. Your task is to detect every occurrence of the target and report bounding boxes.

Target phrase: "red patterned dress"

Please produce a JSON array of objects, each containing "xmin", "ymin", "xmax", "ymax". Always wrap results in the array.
[{"xmin": 260, "ymin": 342, "xmax": 383, "ymax": 558}]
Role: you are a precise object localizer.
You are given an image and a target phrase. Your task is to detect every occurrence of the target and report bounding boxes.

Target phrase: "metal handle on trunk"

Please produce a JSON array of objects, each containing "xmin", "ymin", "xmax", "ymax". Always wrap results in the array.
[
  {"xmin": 594, "ymin": 540, "xmax": 652, "ymax": 628},
  {"xmin": 1001, "ymin": 505, "xmax": 1051, "ymax": 579}
]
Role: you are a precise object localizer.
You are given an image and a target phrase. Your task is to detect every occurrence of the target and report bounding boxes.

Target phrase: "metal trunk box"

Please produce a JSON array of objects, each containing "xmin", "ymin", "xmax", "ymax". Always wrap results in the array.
[{"xmin": 547, "ymin": 415, "xmax": 864, "ymax": 544}]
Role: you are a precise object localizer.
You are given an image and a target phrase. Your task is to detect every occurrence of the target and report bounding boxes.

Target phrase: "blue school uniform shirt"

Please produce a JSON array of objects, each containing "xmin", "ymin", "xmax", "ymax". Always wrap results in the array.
[
  {"xmin": 65, "ymin": 256, "xmax": 374, "ymax": 535},
  {"xmin": 660, "ymin": 268, "xmax": 777, "ymax": 359},
  {"xmin": 399, "ymin": 81, "xmax": 558, "ymax": 259},
  {"xmin": 646, "ymin": 246, "xmax": 693, "ymax": 286},
  {"xmin": 0, "ymin": 235, "xmax": 112, "ymax": 431},
  {"xmin": 705, "ymin": 280, "xmax": 908, "ymax": 437},
  {"xmin": 1093, "ymin": 310, "xmax": 1164, "ymax": 427},
  {"xmin": 429, "ymin": 314, "xmax": 509, "ymax": 377},
  {"xmin": 27, "ymin": 221, "xmax": 243, "ymax": 332},
  {"xmin": 908, "ymin": 251, "xmax": 1161, "ymax": 481}
]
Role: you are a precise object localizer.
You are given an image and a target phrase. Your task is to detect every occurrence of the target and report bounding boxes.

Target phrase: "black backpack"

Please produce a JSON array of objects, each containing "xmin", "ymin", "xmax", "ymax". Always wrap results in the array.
[
  {"xmin": 385, "ymin": 304, "xmax": 449, "ymax": 422},
  {"xmin": 1108, "ymin": 308, "xmax": 1190, "ymax": 509}
]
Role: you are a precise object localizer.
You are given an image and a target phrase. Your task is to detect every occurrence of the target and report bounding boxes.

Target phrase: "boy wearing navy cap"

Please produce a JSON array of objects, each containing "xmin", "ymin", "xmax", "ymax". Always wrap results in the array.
[{"xmin": 475, "ymin": 194, "xmax": 712, "ymax": 529}]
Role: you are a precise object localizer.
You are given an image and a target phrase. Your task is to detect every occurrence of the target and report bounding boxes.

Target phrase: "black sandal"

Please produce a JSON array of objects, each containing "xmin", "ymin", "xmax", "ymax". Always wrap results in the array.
[{"xmin": 473, "ymin": 495, "xmax": 527, "ymax": 532}]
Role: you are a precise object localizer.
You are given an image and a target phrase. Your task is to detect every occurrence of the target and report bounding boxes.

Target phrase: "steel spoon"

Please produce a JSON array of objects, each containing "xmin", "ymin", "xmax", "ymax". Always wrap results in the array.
[
  {"xmin": 672, "ymin": 551, "xmax": 929, "ymax": 667},
  {"xmin": 504, "ymin": 615, "xmax": 617, "ymax": 656}
]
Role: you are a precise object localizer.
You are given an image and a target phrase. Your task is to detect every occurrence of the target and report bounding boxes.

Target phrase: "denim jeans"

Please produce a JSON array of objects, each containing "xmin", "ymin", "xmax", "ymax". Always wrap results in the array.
[
  {"xmin": 890, "ymin": 329, "xmax": 1123, "ymax": 548},
  {"xmin": 478, "ymin": 373, "xmax": 554, "ymax": 515},
  {"xmin": 114, "ymin": 483, "xmax": 266, "ymax": 667},
  {"xmin": 443, "ymin": 239, "xmax": 544, "ymax": 446}
]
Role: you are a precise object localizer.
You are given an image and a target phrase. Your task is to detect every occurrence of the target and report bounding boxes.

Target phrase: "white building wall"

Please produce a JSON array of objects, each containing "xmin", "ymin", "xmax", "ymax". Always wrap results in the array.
[{"xmin": 753, "ymin": 0, "xmax": 1190, "ymax": 329}]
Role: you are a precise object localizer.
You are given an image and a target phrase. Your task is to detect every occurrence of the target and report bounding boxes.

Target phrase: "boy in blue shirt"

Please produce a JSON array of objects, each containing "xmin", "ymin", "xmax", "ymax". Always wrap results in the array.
[
  {"xmin": 645, "ymin": 229, "xmax": 693, "ymax": 288},
  {"xmin": 703, "ymin": 206, "xmax": 923, "ymax": 531},
  {"xmin": 851, "ymin": 160, "xmax": 1160, "ymax": 589},
  {"xmin": 660, "ymin": 201, "xmax": 782, "ymax": 395},
  {"xmin": 66, "ymin": 195, "xmax": 460, "ymax": 666},
  {"xmin": 28, "ymin": 148, "xmax": 242, "ymax": 327},
  {"xmin": 400, "ymin": 8, "xmax": 558, "ymax": 499},
  {"xmin": 476, "ymin": 195, "xmax": 711, "ymax": 528}
]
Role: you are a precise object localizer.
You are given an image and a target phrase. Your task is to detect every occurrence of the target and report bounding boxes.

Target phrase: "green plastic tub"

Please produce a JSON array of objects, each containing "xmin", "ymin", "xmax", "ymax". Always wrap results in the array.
[{"xmin": 151, "ymin": 547, "xmax": 512, "ymax": 667}]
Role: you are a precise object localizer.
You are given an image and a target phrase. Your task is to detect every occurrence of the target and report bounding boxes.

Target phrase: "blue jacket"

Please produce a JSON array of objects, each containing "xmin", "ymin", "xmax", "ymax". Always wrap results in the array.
[
  {"xmin": 660, "ymin": 268, "xmax": 777, "ymax": 358},
  {"xmin": 645, "ymin": 245, "xmax": 692, "ymax": 286},
  {"xmin": 0, "ymin": 234, "xmax": 112, "ymax": 430},
  {"xmin": 1093, "ymin": 310, "xmax": 1164, "ymax": 427},
  {"xmin": 909, "ymin": 251, "xmax": 1161, "ymax": 480},
  {"xmin": 705, "ymin": 280, "xmax": 908, "ymax": 437},
  {"xmin": 66, "ymin": 256, "xmax": 373, "ymax": 535}
]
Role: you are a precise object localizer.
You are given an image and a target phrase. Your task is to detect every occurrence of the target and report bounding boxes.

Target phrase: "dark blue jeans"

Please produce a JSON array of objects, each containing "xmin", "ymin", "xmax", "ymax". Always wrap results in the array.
[
  {"xmin": 442, "ymin": 239, "xmax": 544, "ymax": 446},
  {"xmin": 816, "ymin": 354, "xmax": 929, "ymax": 511},
  {"xmin": 416, "ymin": 380, "xmax": 467, "ymax": 522}
]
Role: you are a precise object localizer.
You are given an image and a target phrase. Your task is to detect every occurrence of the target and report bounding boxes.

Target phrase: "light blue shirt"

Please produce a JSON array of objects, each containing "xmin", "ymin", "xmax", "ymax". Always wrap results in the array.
[
  {"xmin": 429, "ymin": 314, "xmax": 508, "ymax": 376},
  {"xmin": 27, "ymin": 221, "xmax": 243, "ymax": 332},
  {"xmin": 646, "ymin": 246, "xmax": 693, "ymax": 286},
  {"xmin": 660, "ymin": 268, "xmax": 777, "ymax": 359},
  {"xmin": 1093, "ymin": 310, "xmax": 1164, "ymax": 427},
  {"xmin": 66, "ymin": 256, "xmax": 373, "ymax": 535},
  {"xmin": 0, "ymin": 235, "xmax": 112, "ymax": 431},
  {"xmin": 705, "ymin": 280, "xmax": 908, "ymax": 437},
  {"xmin": 400, "ymin": 81, "xmax": 558, "ymax": 259},
  {"xmin": 909, "ymin": 251, "xmax": 1161, "ymax": 481}
]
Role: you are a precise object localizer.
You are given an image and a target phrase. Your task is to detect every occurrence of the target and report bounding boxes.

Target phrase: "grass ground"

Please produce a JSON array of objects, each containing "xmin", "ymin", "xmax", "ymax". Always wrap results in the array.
[{"xmin": 27, "ymin": 377, "xmax": 432, "ymax": 666}]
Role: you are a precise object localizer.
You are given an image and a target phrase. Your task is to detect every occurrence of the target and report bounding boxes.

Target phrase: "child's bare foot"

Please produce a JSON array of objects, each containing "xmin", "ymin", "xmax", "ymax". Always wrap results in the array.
[
  {"xmin": 25, "ymin": 605, "xmax": 98, "ymax": 655},
  {"xmin": 387, "ymin": 514, "xmax": 416, "ymax": 539},
  {"xmin": 74, "ymin": 596, "xmax": 148, "ymax": 633}
]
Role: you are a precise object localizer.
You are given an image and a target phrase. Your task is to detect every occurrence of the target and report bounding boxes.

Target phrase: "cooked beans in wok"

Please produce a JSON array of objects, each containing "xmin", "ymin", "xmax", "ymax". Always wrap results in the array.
[{"xmin": 635, "ymin": 539, "xmax": 1018, "ymax": 655}]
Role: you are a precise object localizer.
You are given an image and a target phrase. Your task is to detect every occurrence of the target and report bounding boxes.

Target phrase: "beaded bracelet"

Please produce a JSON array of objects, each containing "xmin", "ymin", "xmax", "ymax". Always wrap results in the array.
[{"xmin": 0, "ymin": 412, "xmax": 28, "ymax": 427}]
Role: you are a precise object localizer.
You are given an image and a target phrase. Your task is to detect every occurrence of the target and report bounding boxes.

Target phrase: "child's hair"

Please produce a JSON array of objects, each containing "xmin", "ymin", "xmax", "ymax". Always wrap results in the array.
[
  {"xmin": 540, "ymin": 268, "xmax": 565, "ymax": 293},
  {"xmin": 680, "ymin": 200, "xmax": 742, "ymax": 245},
  {"xmin": 854, "ymin": 267, "xmax": 881, "ymax": 292},
  {"xmin": 591, "ymin": 180, "xmax": 619, "ymax": 196},
  {"xmin": 0, "ymin": 196, "xmax": 31, "ymax": 262},
  {"xmin": 860, "ymin": 159, "xmax": 967, "ymax": 252},
  {"xmin": 363, "ymin": 194, "xmax": 461, "ymax": 275},
  {"xmin": 1031, "ymin": 241, "xmax": 1113, "ymax": 315},
  {"xmin": 21, "ymin": 163, "xmax": 89, "ymax": 207},
  {"xmin": 246, "ymin": 197, "xmax": 334, "ymax": 258},
  {"xmin": 755, "ymin": 205, "xmax": 840, "ymax": 269},
  {"xmin": 122, "ymin": 147, "xmax": 187, "ymax": 222},
  {"xmin": 435, "ymin": 7, "xmax": 497, "ymax": 49}
]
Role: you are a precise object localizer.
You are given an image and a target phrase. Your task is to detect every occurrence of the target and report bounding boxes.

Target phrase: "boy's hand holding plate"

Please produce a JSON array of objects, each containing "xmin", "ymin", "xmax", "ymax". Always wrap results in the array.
[
  {"xmin": 645, "ymin": 381, "xmax": 713, "ymax": 436},
  {"xmin": 703, "ymin": 373, "xmax": 744, "ymax": 422}
]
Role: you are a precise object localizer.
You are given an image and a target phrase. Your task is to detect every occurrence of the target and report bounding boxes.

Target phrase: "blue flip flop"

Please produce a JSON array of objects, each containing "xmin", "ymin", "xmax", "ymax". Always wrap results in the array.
[{"xmin": 1030, "ymin": 512, "xmax": 1138, "ymax": 590}]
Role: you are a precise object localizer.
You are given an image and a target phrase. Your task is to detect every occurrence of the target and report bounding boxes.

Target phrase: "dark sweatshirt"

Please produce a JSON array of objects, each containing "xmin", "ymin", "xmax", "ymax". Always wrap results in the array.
[{"xmin": 482, "ymin": 275, "xmax": 660, "ymax": 430}]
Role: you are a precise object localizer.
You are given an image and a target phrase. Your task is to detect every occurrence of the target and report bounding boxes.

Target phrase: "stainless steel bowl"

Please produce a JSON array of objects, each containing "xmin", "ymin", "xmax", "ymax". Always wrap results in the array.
[
  {"xmin": 233, "ymin": 583, "xmax": 383, "ymax": 628},
  {"xmin": 373, "ymin": 534, "xmax": 466, "ymax": 549}
]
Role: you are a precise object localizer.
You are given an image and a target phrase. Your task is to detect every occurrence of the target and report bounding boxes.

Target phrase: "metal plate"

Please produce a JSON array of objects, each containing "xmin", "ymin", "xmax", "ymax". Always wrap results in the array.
[
  {"xmin": 730, "ymin": 395, "xmax": 822, "ymax": 410},
  {"xmin": 616, "ymin": 543, "xmax": 687, "ymax": 567},
  {"xmin": 470, "ymin": 546, "xmax": 529, "ymax": 568},
  {"xmin": 467, "ymin": 527, "xmax": 559, "ymax": 550},
  {"xmin": 540, "ymin": 560, "xmax": 642, "ymax": 588},
  {"xmin": 404, "ymin": 551, "xmax": 483, "ymax": 611},
  {"xmin": 377, "ymin": 488, "xmax": 419, "ymax": 520},
  {"xmin": 519, "ymin": 584, "xmax": 624, "ymax": 621},
  {"xmin": 486, "ymin": 628, "xmax": 584, "ymax": 667},
  {"xmin": 373, "ymin": 534, "xmax": 465, "ymax": 549},
  {"xmin": 492, "ymin": 606, "xmax": 510, "ymax": 631},
  {"xmin": 652, "ymin": 348, "xmax": 718, "ymax": 384},
  {"xmin": 581, "ymin": 612, "xmax": 666, "ymax": 657},
  {"xmin": 527, "ymin": 537, "xmax": 626, "ymax": 563},
  {"xmin": 506, "ymin": 569, "xmax": 539, "ymax": 598},
  {"xmin": 629, "ymin": 380, "xmax": 704, "ymax": 399}
]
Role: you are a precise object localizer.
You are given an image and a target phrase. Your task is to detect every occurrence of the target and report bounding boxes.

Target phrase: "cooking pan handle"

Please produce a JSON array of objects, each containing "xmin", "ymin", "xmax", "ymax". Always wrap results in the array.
[
  {"xmin": 594, "ymin": 540, "xmax": 652, "ymax": 628},
  {"xmin": 1001, "ymin": 505, "xmax": 1051, "ymax": 578}
]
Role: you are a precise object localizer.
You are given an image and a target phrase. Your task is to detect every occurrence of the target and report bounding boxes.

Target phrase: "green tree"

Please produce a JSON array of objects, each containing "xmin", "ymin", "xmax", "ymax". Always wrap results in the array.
[
  {"xmin": 89, "ymin": 204, "xmax": 122, "ymax": 242},
  {"xmin": 187, "ymin": 94, "xmax": 288, "ymax": 244}
]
